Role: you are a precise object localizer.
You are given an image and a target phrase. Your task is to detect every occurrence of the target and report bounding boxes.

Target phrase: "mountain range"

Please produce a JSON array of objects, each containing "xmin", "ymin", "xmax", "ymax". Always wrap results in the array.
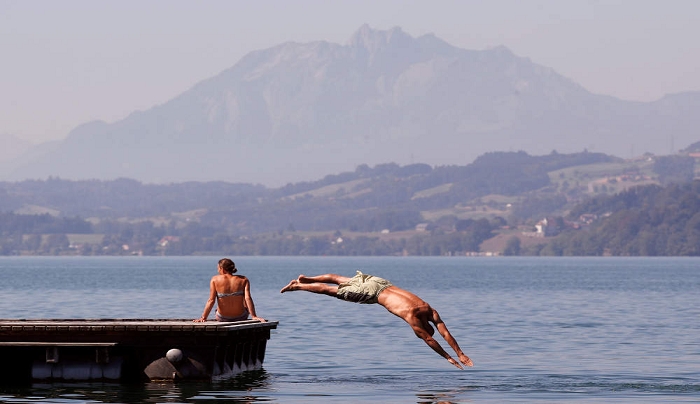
[{"xmin": 3, "ymin": 25, "xmax": 700, "ymax": 186}]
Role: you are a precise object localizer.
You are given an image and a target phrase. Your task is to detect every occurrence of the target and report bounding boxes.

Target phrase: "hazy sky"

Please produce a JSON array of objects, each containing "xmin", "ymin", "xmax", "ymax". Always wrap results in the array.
[{"xmin": 2, "ymin": 0, "xmax": 699, "ymax": 144}]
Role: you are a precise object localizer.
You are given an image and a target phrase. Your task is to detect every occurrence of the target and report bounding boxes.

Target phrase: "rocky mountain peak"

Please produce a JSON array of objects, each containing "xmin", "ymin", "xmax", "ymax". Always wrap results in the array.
[
  {"xmin": 347, "ymin": 24, "xmax": 412, "ymax": 53},
  {"xmin": 4, "ymin": 25, "xmax": 699, "ymax": 186}
]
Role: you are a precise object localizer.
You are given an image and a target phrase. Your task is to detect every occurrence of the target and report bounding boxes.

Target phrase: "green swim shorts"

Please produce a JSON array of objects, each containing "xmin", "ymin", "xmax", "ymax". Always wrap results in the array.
[{"xmin": 336, "ymin": 270, "xmax": 393, "ymax": 304}]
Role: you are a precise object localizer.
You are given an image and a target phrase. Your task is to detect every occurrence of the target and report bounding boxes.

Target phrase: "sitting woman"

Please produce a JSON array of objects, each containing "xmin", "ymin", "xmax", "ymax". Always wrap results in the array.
[{"xmin": 194, "ymin": 258, "xmax": 265, "ymax": 322}]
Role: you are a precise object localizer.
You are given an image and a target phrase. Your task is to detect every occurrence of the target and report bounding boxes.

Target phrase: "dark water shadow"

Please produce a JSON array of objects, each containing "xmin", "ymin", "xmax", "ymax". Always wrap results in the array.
[{"xmin": 0, "ymin": 370, "xmax": 272, "ymax": 403}]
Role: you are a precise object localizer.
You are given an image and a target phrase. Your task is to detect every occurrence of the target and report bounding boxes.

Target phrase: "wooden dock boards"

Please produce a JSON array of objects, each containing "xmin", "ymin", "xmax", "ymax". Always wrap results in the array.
[
  {"xmin": 0, "ymin": 318, "xmax": 270, "ymax": 330},
  {"xmin": 0, "ymin": 319, "xmax": 278, "ymax": 382}
]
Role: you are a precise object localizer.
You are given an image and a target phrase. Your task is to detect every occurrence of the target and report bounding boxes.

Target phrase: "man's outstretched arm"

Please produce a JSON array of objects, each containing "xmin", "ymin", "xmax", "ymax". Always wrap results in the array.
[
  {"xmin": 431, "ymin": 310, "xmax": 473, "ymax": 367},
  {"xmin": 411, "ymin": 324, "xmax": 464, "ymax": 369}
]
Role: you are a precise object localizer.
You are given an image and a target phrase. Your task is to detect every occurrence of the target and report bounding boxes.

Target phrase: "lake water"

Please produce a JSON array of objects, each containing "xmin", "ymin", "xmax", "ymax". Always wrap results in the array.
[{"xmin": 0, "ymin": 256, "xmax": 698, "ymax": 403}]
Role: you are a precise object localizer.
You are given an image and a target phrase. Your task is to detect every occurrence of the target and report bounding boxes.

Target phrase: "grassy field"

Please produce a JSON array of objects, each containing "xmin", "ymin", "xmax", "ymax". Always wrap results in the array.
[
  {"xmin": 421, "ymin": 205, "xmax": 509, "ymax": 221},
  {"xmin": 282, "ymin": 179, "xmax": 370, "ymax": 200},
  {"xmin": 66, "ymin": 234, "xmax": 104, "ymax": 244},
  {"xmin": 548, "ymin": 159, "xmax": 658, "ymax": 194},
  {"xmin": 13, "ymin": 204, "xmax": 61, "ymax": 216},
  {"xmin": 411, "ymin": 183, "xmax": 453, "ymax": 200},
  {"xmin": 479, "ymin": 229, "xmax": 550, "ymax": 254}
]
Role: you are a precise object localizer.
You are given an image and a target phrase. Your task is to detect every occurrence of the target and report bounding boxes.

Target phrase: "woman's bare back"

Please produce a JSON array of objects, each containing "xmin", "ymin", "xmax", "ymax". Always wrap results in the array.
[{"xmin": 214, "ymin": 274, "xmax": 248, "ymax": 317}]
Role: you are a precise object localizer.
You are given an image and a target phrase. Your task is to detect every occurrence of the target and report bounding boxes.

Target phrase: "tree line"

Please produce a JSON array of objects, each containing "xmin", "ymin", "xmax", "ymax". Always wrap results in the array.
[
  {"xmin": 0, "ymin": 150, "xmax": 697, "ymax": 256},
  {"xmin": 4, "ymin": 180, "xmax": 700, "ymax": 256},
  {"xmin": 511, "ymin": 181, "xmax": 700, "ymax": 256},
  {"xmin": 0, "ymin": 212, "xmax": 502, "ymax": 256},
  {"xmin": 0, "ymin": 150, "xmax": 619, "ymax": 236}
]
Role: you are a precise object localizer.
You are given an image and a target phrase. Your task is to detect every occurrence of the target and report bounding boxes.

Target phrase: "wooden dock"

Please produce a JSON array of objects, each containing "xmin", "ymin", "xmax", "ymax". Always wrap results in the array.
[{"xmin": 0, "ymin": 319, "xmax": 278, "ymax": 382}]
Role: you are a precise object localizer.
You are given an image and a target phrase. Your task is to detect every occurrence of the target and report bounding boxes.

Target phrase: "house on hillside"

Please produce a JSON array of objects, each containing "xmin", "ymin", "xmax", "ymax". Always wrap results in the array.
[
  {"xmin": 158, "ymin": 236, "xmax": 180, "ymax": 247},
  {"xmin": 579, "ymin": 214, "xmax": 598, "ymax": 224},
  {"xmin": 415, "ymin": 223, "xmax": 429, "ymax": 232},
  {"xmin": 535, "ymin": 218, "xmax": 559, "ymax": 237}
]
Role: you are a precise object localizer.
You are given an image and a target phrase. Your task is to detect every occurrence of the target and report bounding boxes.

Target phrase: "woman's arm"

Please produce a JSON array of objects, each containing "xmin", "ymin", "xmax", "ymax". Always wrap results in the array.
[
  {"xmin": 193, "ymin": 278, "xmax": 218, "ymax": 322},
  {"xmin": 244, "ymin": 278, "xmax": 265, "ymax": 322}
]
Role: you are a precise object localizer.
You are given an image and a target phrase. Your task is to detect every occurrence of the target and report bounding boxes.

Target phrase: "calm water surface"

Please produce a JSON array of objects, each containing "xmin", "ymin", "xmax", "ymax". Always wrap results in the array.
[{"xmin": 0, "ymin": 256, "xmax": 698, "ymax": 403}]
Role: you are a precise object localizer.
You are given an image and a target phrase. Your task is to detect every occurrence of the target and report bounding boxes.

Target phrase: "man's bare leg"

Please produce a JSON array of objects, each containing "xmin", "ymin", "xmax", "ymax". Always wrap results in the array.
[
  {"xmin": 280, "ymin": 279, "xmax": 299, "ymax": 293},
  {"xmin": 280, "ymin": 279, "xmax": 340, "ymax": 297},
  {"xmin": 281, "ymin": 273, "xmax": 351, "ymax": 293},
  {"xmin": 296, "ymin": 273, "xmax": 351, "ymax": 285}
]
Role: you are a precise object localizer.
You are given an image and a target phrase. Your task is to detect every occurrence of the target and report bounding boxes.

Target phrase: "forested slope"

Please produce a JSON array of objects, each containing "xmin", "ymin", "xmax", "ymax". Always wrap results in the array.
[
  {"xmin": 550, "ymin": 182, "xmax": 700, "ymax": 256},
  {"xmin": 2, "ymin": 150, "xmax": 698, "ymax": 256}
]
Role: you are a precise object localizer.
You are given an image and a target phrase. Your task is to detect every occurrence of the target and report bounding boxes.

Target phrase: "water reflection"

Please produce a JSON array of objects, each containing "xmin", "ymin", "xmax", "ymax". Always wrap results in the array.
[
  {"xmin": 416, "ymin": 386, "xmax": 476, "ymax": 404},
  {"xmin": 0, "ymin": 370, "xmax": 271, "ymax": 403}
]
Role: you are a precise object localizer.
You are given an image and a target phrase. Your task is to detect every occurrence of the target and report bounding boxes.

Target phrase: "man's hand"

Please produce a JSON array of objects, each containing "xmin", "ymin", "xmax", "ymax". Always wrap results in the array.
[
  {"xmin": 447, "ymin": 357, "xmax": 464, "ymax": 370},
  {"xmin": 459, "ymin": 354, "xmax": 474, "ymax": 367}
]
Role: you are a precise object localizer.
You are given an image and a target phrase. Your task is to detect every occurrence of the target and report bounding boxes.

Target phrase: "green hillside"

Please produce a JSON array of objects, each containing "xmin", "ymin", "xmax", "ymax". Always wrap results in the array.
[{"xmin": 1, "ymin": 150, "xmax": 698, "ymax": 256}]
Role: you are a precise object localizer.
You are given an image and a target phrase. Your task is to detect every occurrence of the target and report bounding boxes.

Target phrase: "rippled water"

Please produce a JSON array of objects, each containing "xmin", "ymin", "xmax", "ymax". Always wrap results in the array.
[{"xmin": 0, "ymin": 256, "xmax": 698, "ymax": 402}]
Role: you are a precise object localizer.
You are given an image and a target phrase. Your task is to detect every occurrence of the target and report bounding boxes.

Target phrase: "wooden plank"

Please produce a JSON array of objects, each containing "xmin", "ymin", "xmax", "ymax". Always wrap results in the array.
[
  {"xmin": 0, "ymin": 342, "xmax": 117, "ymax": 347},
  {"xmin": 0, "ymin": 319, "xmax": 278, "ymax": 338}
]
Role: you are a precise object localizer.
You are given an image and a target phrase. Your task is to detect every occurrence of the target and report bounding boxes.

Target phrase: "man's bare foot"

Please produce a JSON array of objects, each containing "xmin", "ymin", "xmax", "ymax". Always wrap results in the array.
[
  {"xmin": 459, "ymin": 354, "xmax": 473, "ymax": 367},
  {"xmin": 297, "ymin": 274, "xmax": 311, "ymax": 283},
  {"xmin": 280, "ymin": 279, "xmax": 299, "ymax": 293}
]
